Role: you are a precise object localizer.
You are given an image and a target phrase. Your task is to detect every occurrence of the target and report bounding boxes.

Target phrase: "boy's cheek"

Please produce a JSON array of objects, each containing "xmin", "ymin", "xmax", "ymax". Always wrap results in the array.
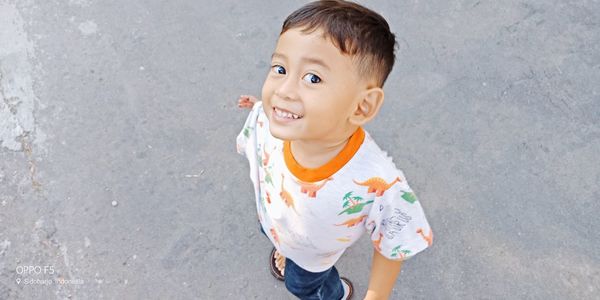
[{"xmin": 261, "ymin": 79, "xmax": 273, "ymax": 103}]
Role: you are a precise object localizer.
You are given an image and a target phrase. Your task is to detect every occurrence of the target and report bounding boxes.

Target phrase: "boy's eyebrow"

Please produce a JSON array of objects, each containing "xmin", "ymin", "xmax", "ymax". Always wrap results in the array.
[{"xmin": 271, "ymin": 52, "xmax": 330, "ymax": 71}]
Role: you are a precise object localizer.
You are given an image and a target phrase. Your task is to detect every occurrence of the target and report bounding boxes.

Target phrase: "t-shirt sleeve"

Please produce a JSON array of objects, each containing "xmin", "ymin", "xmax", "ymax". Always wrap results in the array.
[
  {"xmin": 364, "ymin": 169, "xmax": 433, "ymax": 261},
  {"xmin": 235, "ymin": 101, "xmax": 263, "ymax": 157}
]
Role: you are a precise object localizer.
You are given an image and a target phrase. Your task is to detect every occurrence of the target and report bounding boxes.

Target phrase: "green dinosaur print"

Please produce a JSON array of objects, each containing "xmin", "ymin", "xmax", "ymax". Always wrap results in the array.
[
  {"xmin": 391, "ymin": 245, "xmax": 411, "ymax": 258},
  {"xmin": 401, "ymin": 191, "xmax": 417, "ymax": 204},
  {"xmin": 338, "ymin": 191, "xmax": 373, "ymax": 215}
]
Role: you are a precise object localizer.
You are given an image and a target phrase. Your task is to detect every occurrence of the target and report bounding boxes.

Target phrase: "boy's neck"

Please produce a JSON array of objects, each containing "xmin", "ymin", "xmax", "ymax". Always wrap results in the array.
[{"xmin": 289, "ymin": 126, "xmax": 359, "ymax": 169}]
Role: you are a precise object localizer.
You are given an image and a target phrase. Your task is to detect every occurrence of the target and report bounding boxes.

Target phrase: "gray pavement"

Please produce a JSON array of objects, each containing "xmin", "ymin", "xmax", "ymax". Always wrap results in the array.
[{"xmin": 1, "ymin": 0, "xmax": 599, "ymax": 299}]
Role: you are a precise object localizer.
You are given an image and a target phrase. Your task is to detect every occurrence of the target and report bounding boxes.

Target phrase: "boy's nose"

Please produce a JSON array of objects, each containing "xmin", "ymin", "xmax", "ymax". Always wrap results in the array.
[{"xmin": 274, "ymin": 76, "xmax": 298, "ymax": 101}]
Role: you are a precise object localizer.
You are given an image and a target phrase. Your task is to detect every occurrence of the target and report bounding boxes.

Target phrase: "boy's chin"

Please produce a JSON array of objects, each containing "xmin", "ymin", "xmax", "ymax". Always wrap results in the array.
[{"xmin": 269, "ymin": 127, "xmax": 299, "ymax": 141}]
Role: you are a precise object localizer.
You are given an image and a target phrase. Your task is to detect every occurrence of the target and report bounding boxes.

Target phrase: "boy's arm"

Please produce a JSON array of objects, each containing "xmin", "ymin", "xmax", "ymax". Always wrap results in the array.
[
  {"xmin": 238, "ymin": 94, "xmax": 258, "ymax": 109},
  {"xmin": 364, "ymin": 249, "xmax": 403, "ymax": 300}
]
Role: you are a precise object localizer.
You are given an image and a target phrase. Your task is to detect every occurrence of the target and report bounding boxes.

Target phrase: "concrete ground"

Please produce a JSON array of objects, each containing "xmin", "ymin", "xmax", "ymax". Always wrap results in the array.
[{"xmin": 1, "ymin": 0, "xmax": 599, "ymax": 299}]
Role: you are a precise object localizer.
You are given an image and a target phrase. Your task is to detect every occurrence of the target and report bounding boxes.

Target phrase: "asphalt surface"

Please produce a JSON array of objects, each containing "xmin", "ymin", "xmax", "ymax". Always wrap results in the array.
[{"xmin": 0, "ymin": 0, "xmax": 599, "ymax": 299}]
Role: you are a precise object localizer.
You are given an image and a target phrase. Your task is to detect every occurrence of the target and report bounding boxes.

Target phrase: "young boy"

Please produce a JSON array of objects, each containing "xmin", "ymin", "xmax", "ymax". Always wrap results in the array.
[{"xmin": 236, "ymin": 1, "xmax": 433, "ymax": 299}]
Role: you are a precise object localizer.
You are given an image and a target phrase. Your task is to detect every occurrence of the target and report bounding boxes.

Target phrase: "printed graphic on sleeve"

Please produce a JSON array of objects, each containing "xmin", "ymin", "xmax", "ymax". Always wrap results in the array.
[
  {"xmin": 391, "ymin": 245, "xmax": 411, "ymax": 260},
  {"xmin": 417, "ymin": 228, "xmax": 433, "ymax": 246},
  {"xmin": 381, "ymin": 208, "xmax": 412, "ymax": 239},
  {"xmin": 353, "ymin": 176, "xmax": 402, "ymax": 196},
  {"xmin": 401, "ymin": 191, "xmax": 418, "ymax": 204}
]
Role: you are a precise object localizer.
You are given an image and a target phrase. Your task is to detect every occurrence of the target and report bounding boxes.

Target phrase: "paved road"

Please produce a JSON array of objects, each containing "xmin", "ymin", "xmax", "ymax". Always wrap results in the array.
[{"xmin": 1, "ymin": 0, "xmax": 599, "ymax": 299}]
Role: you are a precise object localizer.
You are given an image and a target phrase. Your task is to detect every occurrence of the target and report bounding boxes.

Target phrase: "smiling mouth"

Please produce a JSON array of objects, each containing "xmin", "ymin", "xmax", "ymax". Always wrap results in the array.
[{"xmin": 273, "ymin": 107, "xmax": 303, "ymax": 119}]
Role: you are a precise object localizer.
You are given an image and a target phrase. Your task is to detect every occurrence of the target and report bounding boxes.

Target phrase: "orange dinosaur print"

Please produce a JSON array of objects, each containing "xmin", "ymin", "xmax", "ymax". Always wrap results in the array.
[
  {"xmin": 295, "ymin": 177, "xmax": 333, "ymax": 198},
  {"xmin": 270, "ymin": 228, "xmax": 280, "ymax": 245},
  {"xmin": 353, "ymin": 176, "xmax": 402, "ymax": 196},
  {"xmin": 280, "ymin": 174, "xmax": 298, "ymax": 213},
  {"xmin": 373, "ymin": 233, "xmax": 383, "ymax": 252},
  {"xmin": 262, "ymin": 150, "xmax": 270, "ymax": 166},
  {"xmin": 335, "ymin": 215, "xmax": 368, "ymax": 227},
  {"xmin": 416, "ymin": 228, "xmax": 433, "ymax": 246},
  {"xmin": 265, "ymin": 190, "xmax": 271, "ymax": 204}
]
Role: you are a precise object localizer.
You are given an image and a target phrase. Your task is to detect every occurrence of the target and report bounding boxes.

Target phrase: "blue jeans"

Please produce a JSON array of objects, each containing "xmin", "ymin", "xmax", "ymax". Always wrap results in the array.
[{"xmin": 260, "ymin": 224, "xmax": 344, "ymax": 300}]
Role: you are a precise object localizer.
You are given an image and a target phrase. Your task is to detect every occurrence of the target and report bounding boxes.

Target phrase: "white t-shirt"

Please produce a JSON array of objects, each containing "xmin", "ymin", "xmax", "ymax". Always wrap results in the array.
[{"xmin": 236, "ymin": 101, "xmax": 433, "ymax": 272}]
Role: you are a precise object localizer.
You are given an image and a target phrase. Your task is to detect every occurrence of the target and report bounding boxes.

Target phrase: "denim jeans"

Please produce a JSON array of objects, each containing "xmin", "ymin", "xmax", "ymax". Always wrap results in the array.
[{"xmin": 260, "ymin": 223, "xmax": 344, "ymax": 300}]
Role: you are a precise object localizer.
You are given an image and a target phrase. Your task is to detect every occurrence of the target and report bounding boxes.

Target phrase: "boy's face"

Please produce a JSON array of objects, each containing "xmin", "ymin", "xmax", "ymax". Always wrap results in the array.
[{"xmin": 261, "ymin": 27, "xmax": 366, "ymax": 142}]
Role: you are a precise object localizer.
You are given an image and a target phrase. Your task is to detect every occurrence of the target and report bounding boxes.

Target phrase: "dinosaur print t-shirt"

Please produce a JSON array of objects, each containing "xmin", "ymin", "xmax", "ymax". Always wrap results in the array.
[{"xmin": 236, "ymin": 101, "xmax": 433, "ymax": 272}]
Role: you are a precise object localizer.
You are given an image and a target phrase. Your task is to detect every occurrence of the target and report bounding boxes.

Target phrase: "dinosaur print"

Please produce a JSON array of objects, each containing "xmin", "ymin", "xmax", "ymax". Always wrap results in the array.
[
  {"xmin": 262, "ymin": 150, "xmax": 270, "ymax": 166},
  {"xmin": 317, "ymin": 250, "xmax": 339, "ymax": 266},
  {"xmin": 276, "ymin": 225, "xmax": 317, "ymax": 250},
  {"xmin": 280, "ymin": 174, "xmax": 298, "ymax": 213},
  {"xmin": 335, "ymin": 215, "xmax": 368, "ymax": 227},
  {"xmin": 295, "ymin": 177, "xmax": 333, "ymax": 198},
  {"xmin": 353, "ymin": 176, "xmax": 402, "ymax": 196},
  {"xmin": 265, "ymin": 190, "xmax": 271, "ymax": 204},
  {"xmin": 416, "ymin": 228, "xmax": 433, "ymax": 246},
  {"xmin": 270, "ymin": 228, "xmax": 280, "ymax": 245},
  {"xmin": 373, "ymin": 232, "xmax": 383, "ymax": 252},
  {"xmin": 338, "ymin": 191, "xmax": 374, "ymax": 215}
]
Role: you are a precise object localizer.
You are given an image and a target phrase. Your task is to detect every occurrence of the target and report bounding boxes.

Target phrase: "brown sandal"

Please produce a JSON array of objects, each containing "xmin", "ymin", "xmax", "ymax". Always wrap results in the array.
[
  {"xmin": 341, "ymin": 277, "xmax": 354, "ymax": 299},
  {"xmin": 269, "ymin": 247, "xmax": 285, "ymax": 281}
]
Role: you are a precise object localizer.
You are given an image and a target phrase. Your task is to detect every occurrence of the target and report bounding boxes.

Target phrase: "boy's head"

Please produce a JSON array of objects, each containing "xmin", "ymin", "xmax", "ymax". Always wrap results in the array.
[
  {"xmin": 282, "ymin": 0, "xmax": 397, "ymax": 87},
  {"xmin": 262, "ymin": 0, "xmax": 397, "ymax": 143}
]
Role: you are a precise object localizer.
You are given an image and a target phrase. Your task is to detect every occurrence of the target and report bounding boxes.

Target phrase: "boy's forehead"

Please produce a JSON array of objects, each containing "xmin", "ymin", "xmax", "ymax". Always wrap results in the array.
[
  {"xmin": 277, "ymin": 27, "xmax": 328, "ymax": 48},
  {"xmin": 274, "ymin": 28, "xmax": 349, "ymax": 63}
]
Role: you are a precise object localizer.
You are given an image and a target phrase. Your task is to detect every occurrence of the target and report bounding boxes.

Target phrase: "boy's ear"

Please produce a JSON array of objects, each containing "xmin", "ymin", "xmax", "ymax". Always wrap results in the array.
[{"xmin": 349, "ymin": 87, "xmax": 385, "ymax": 126}]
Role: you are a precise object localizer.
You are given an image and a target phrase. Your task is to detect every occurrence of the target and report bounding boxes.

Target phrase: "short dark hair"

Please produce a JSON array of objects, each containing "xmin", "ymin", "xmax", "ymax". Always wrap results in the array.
[{"xmin": 281, "ymin": 0, "xmax": 397, "ymax": 87}]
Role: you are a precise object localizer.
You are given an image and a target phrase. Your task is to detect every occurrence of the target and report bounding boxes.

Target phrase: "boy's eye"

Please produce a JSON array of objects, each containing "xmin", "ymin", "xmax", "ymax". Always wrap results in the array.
[
  {"xmin": 271, "ymin": 65, "xmax": 286, "ymax": 75},
  {"xmin": 302, "ymin": 73, "xmax": 321, "ymax": 84}
]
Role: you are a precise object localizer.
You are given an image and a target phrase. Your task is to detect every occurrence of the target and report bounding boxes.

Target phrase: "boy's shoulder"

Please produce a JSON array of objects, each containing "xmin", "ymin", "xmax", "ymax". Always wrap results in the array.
[
  {"xmin": 355, "ymin": 130, "xmax": 402, "ymax": 171},
  {"xmin": 341, "ymin": 130, "xmax": 411, "ymax": 187}
]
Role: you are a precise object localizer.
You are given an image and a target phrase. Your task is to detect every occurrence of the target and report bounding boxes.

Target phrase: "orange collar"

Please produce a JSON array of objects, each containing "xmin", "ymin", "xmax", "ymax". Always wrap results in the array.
[{"xmin": 283, "ymin": 127, "xmax": 365, "ymax": 182}]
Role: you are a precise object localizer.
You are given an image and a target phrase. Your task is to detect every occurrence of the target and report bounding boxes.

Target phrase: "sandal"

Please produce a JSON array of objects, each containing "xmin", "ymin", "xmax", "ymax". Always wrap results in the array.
[
  {"xmin": 269, "ymin": 247, "xmax": 285, "ymax": 281},
  {"xmin": 341, "ymin": 277, "xmax": 354, "ymax": 300}
]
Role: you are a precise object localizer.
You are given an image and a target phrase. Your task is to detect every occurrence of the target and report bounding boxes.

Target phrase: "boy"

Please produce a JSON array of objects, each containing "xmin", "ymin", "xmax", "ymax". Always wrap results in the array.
[{"xmin": 236, "ymin": 1, "xmax": 433, "ymax": 299}]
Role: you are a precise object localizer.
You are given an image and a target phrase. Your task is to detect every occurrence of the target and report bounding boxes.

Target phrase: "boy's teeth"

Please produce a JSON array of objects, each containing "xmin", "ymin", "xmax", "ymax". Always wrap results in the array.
[{"xmin": 275, "ymin": 107, "xmax": 301, "ymax": 119}]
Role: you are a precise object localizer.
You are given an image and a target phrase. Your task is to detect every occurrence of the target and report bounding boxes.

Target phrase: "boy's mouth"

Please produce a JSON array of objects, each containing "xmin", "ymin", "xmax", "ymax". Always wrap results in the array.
[{"xmin": 273, "ymin": 107, "xmax": 303, "ymax": 120}]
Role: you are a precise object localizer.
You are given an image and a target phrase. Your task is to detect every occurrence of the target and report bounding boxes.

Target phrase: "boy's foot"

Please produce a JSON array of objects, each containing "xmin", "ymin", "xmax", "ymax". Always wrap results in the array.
[
  {"xmin": 269, "ymin": 247, "xmax": 285, "ymax": 281},
  {"xmin": 341, "ymin": 277, "xmax": 354, "ymax": 300}
]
